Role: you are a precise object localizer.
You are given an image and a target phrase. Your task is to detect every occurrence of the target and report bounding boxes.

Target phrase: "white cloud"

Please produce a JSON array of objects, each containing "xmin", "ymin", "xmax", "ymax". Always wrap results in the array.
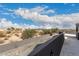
[
  {"xmin": 31, "ymin": 6, "xmax": 46, "ymax": 13},
  {"xmin": 0, "ymin": 18, "xmax": 13, "ymax": 28},
  {"xmin": 0, "ymin": 18, "xmax": 57, "ymax": 29},
  {"xmin": 0, "ymin": 18, "xmax": 24, "ymax": 28},
  {"xmin": 14, "ymin": 8, "xmax": 55, "ymax": 23},
  {"xmin": 30, "ymin": 6, "xmax": 55, "ymax": 14},
  {"xmin": 0, "ymin": 18, "xmax": 45, "ymax": 29},
  {"xmin": 14, "ymin": 7, "xmax": 79, "ymax": 29},
  {"xmin": 46, "ymin": 9, "xmax": 55, "ymax": 14},
  {"xmin": 0, "ymin": 5, "xmax": 78, "ymax": 29}
]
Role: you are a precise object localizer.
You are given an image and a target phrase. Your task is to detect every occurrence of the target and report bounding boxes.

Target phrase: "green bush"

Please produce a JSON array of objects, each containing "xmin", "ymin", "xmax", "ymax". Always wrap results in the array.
[
  {"xmin": 42, "ymin": 28, "xmax": 59, "ymax": 35},
  {"xmin": 21, "ymin": 29, "xmax": 36, "ymax": 39},
  {"xmin": 51, "ymin": 28, "xmax": 58, "ymax": 33},
  {"xmin": 42, "ymin": 29, "xmax": 51, "ymax": 34}
]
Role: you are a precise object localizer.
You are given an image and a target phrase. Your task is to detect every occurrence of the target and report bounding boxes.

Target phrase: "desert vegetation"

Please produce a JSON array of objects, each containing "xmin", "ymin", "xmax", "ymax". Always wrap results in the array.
[
  {"xmin": 0, "ymin": 27, "xmax": 60, "ymax": 45},
  {"xmin": 0, "ymin": 30, "xmax": 6, "ymax": 37},
  {"xmin": 41, "ymin": 28, "xmax": 58, "ymax": 35},
  {"xmin": 21, "ymin": 29, "xmax": 36, "ymax": 39},
  {"xmin": 21, "ymin": 28, "xmax": 59, "ymax": 39},
  {"xmin": 59, "ymin": 29, "xmax": 76, "ymax": 34},
  {"xmin": 0, "ymin": 26, "xmax": 75, "ymax": 45},
  {"xmin": 0, "ymin": 27, "xmax": 23, "ymax": 45}
]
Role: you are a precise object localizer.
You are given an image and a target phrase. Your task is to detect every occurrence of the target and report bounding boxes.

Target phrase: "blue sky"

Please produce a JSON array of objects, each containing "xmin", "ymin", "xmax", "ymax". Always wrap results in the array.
[
  {"xmin": 2, "ymin": 3, "xmax": 79, "ymax": 14},
  {"xmin": 0, "ymin": 3, "xmax": 79, "ymax": 29}
]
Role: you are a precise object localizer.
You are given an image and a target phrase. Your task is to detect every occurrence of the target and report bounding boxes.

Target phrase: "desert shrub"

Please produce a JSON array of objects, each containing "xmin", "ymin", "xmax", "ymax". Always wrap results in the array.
[
  {"xmin": 21, "ymin": 29, "xmax": 36, "ymax": 39},
  {"xmin": 42, "ymin": 29, "xmax": 53, "ymax": 36},
  {"xmin": 39, "ymin": 31, "xmax": 44, "ymax": 35},
  {"xmin": 42, "ymin": 29, "xmax": 51, "ymax": 34},
  {"xmin": 15, "ymin": 33, "xmax": 19, "ymax": 37},
  {"xmin": 42, "ymin": 28, "xmax": 59, "ymax": 35},
  {"xmin": 51, "ymin": 28, "xmax": 58, "ymax": 33},
  {"xmin": 4, "ymin": 37, "xmax": 8, "ymax": 40},
  {"xmin": 7, "ymin": 27, "xmax": 15, "ymax": 34},
  {"xmin": 7, "ymin": 27, "xmax": 15, "ymax": 31},
  {"xmin": 7, "ymin": 31, "xmax": 11, "ymax": 34},
  {"xmin": 7, "ymin": 27, "xmax": 15, "ymax": 33},
  {"xmin": 0, "ymin": 31, "xmax": 6, "ymax": 37}
]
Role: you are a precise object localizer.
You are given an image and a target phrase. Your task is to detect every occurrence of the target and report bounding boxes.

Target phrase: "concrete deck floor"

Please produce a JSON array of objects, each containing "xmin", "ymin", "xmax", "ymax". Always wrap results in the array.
[{"xmin": 60, "ymin": 34, "xmax": 79, "ymax": 56}]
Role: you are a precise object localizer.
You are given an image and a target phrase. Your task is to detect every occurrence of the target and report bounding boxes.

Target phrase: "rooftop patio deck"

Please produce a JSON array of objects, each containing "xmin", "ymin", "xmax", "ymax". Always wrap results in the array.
[{"xmin": 60, "ymin": 34, "xmax": 79, "ymax": 56}]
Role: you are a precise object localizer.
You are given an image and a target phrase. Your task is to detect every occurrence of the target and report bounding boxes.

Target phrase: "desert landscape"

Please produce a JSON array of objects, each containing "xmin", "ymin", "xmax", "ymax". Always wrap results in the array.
[
  {"xmin": 0, "ymin": 27, "xmax": 23, "ymax": 45},
  {"xmin": 0, "ymin": 3, "xmax": 78, "ymax": 56},
  {"xmin": 0, "ymin": 27, "xmax": 59, "ymax": 45}
]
